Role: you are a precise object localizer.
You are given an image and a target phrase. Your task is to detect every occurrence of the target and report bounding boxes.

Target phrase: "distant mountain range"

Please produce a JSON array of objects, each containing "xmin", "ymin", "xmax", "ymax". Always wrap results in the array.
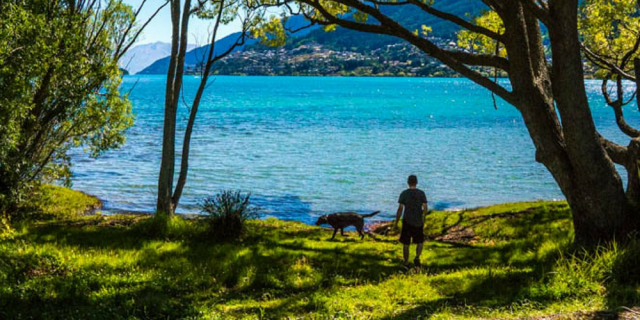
[
  {"xmin": 119, "ymin": 42, "xmax": 197, "ymax": 74},
  {"xmin": 136, "ymin": 33, "xmax": 258, "ymax": 75},
  {"xmin": 137, "ymin": 14, "xmax": 316, "ymax": 75},
  {"xmin": 127, "ymin": 1, "xmax": 486, "ymax": 75}
]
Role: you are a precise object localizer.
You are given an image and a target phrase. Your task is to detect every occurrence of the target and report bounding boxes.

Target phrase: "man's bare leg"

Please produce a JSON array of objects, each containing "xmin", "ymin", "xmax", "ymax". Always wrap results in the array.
[
  {"xmin": 414, "ymin": 243, "xmax": 423, "ymax": 266},
  {"xmin": 403, "ymin": 245, "xmax": 410, "ymax": 265}
]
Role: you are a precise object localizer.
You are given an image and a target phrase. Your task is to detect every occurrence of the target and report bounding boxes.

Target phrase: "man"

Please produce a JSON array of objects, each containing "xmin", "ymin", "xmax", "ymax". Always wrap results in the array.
[{"xmin": 395, "ymin": 174, "xmax": 428, "ymax": 268}]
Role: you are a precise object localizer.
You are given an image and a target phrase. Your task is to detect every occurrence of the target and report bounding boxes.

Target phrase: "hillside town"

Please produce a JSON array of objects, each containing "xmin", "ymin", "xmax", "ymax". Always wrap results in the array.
[{"xmin": 187, "ymin": 38, "xmax": 464, "ymax": 77}]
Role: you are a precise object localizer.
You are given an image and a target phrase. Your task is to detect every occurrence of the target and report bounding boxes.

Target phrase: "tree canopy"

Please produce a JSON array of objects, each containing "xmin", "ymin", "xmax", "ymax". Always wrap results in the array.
[{"xmin": 0, "ymin": 0, "xmax": 143, "ymax": 214}]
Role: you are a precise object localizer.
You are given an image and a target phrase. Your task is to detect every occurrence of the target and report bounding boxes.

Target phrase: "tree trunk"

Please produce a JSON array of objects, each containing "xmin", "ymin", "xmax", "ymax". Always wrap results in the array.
[
  {"xmin": 498, "ymin": 0, "xmax": 640, "ymax": 246},
  {"xmin": 156, "ymin": 0, "xmax": 182, "ymax": 217},
  {"xmin": 172, "ymin": 63, "xmax": 209, "ymax": 208},
  {"xmin": 547, "ymin": 0, "xmax": 638, "ymax": 246},
  {"xmin": 172, "ymin": 0, "xmax": 214, "ymax": 209},
  {"xmin": 157, "ymin": 0, "xmax": 192, "ymax": 217}
]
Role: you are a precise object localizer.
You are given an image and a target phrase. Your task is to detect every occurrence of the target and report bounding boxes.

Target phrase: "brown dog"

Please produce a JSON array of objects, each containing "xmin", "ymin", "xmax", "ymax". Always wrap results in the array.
[{"xmin": 315, "ymin": 211, "xmax": 380, "ymax": 240}]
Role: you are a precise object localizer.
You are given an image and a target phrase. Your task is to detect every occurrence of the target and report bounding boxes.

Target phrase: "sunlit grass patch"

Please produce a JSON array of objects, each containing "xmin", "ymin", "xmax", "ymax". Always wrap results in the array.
[{"xmin": 28, "ymin": 184, "xmax": 102, "ymax": 219}]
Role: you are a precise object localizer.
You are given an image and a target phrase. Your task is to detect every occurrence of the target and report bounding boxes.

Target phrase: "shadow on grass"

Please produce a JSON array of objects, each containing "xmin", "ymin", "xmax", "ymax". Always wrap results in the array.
[
  {"xmin": 4, "ymin": 216, "xmax": 401, "ymax": 318},
  {"xmin": 426, "ymin": 202, "xmax": 571, "ymax": 243},
  {"xmin": 4, "ymin": 220, "xmax": 543, "ymax": 318},
  {"xmin": 5, "ymin": 201, "xmax": 635, "ymax": 319},
  {"xmin": 0, "ymin": 244, "xmax": 204, "ymax": 319},
  {"xmin": 19, "ymin": 216, "xmax": 152, "ymax": 250}
]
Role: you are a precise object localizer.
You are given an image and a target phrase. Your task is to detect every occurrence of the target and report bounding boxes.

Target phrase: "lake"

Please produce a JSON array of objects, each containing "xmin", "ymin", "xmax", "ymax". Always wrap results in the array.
[{"xmin": 69, "ymin": 76, "xmax": 639, "ymax": 223}]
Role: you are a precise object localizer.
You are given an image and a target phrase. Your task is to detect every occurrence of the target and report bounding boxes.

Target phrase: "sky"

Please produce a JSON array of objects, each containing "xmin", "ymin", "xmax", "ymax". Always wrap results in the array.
[{"xmin": 123, "ymin": 0, "xmax": 241, "ymax": 45}]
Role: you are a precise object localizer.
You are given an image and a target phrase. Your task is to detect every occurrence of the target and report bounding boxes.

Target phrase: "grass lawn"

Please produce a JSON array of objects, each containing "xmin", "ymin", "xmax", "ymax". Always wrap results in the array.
[{"xmin": 1, "ymin": 187, "xmax": 639, "ymax": 319}]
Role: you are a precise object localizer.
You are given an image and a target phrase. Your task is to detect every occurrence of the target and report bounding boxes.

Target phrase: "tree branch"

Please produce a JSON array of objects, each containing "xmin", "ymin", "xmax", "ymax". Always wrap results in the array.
[
  {"xmin": 115, "ymin": 0, "xmax": 170, "ymax": 61},
  {"xmin": 305, "ymin": 0, "xmax": 391, "ymax": 35},
  {"xmin": 448, "ymin": 50, "xmax": 510, "ymax": 71},
  {"xmin": 190, "ymin": 0, "xmax": 208, "ymax": 14},
  {"xmin": 481, "ymin": 0, "xmax": 504, "ymax": 12},
  {"xmin": 173, "ymin": 0, "xmax": 228, "ymax": 207},
  {"xmin": 620, "ymin": 33, "xmax": 640, "ymax": 70},
  {"xmin": 304, "ymin": 0, "xmax": 510, "ymax": 71},
  {"xmin": 600, "ymin": 134, "xmax": 629, "ymax": 165},
  {"xmin": 517, "ymin": 0, "xmax": 550, "ymax": 26},
  {"xmin": 407, "ymin": 0, "xmax": 505, "ymax": 43},
  {"xmin": 582, "ymin": 43, "xmax": 636, "ymax": 80},
  {"xmin": 603, "ymin": 77, "xmax": 640, "ymax": 138},
  {"xmin": 635, "ymin": 58, "xmax": 640, "ymax": 113}
]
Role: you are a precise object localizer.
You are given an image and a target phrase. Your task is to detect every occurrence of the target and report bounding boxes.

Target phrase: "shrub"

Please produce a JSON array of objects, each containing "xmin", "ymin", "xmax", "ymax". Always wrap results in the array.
[{"xmin": 200, "ymin": 190, "xmax": 260, "ymax": 241}]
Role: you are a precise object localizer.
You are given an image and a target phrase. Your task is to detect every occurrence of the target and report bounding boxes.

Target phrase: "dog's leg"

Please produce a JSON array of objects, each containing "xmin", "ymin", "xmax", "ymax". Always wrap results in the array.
[
  {"xmin": 331, "ymin": 228, "xmax": 338, "ymax": 240},
  {"xmin": 340, "ymin": 228, "xmax": 345, "ymax": 236},
  {"xmin": 356, "ymin": 222, "xmax": 365, "ymax": 240}
]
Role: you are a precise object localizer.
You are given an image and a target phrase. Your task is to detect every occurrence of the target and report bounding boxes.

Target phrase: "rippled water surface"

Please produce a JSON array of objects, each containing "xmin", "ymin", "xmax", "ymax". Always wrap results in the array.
[{"xmin": 69, "ymin": 76, "xmax": 639, "ymax": 223}]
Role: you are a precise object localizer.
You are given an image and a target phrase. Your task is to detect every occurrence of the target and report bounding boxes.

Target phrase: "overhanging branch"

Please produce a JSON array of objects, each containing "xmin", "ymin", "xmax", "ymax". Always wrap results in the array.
[{"xmin": 407, "ymin": 0, "xmax": 505, "ymax": 43}]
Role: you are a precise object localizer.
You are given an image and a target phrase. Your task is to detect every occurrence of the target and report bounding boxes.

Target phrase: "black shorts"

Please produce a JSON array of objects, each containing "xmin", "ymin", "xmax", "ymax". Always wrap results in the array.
[{"xmin": 400, "ymin": 224, "xmax": 424, "ymax": 245}]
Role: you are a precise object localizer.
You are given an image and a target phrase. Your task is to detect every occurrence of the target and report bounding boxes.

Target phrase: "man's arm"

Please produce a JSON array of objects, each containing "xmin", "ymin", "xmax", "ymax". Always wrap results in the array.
[
  {"xmin": 395, "ymin": 204, "xmax": 404, "ymax": 226},
  {"xmin": 422, "ymin": 193, "xmax": 428, "ymax": 215}
]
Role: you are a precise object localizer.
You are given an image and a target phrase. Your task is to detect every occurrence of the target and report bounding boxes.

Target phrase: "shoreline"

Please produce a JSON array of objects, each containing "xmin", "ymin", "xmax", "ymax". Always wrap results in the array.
[{"xmin": 78, "ymin": 187, "xmax": 566, "ymax": 227}]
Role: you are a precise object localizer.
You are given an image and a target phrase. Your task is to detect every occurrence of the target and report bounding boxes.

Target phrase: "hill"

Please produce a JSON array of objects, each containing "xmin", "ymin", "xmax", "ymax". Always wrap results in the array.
[
  {"xmin": 290, "ymin": 1, "xmax": 487, "ymax": 51},
  {"xmin": 139, "ymin": 1, "xmax": 487, "ymax": 75},
  {"xmin": 210, "ymin": 41, "xmax": 461, "ymax": 77},
  {"xmin": 137, "ymin": 32, "xmax": 256, "ymax": 75},
  {"xmin": 138, "ymin": 14, "xmax": 314, "ymax": 75}
]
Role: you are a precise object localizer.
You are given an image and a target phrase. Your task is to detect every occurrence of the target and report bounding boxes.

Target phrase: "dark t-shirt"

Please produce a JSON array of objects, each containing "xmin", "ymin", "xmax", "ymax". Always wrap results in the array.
[{"xmin": 398, "ymin": 188, "xmax": 427, "ymax": 227}]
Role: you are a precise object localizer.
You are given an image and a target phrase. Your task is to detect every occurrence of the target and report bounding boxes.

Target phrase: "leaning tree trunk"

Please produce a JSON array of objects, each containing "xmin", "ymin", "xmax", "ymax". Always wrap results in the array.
[
  {"xmin": 502, "ymin": 0, "xmax": 640, "ymax": 247},
  {"xmin": 547, "ymin": 0, "xmax": 638, "ymax": 246}
]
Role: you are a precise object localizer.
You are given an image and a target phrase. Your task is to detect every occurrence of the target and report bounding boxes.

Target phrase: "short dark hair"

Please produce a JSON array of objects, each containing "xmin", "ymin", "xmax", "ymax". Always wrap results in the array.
[{"xmin": 407, "ymin": 175, "xmax": 418, "ymax": 186}]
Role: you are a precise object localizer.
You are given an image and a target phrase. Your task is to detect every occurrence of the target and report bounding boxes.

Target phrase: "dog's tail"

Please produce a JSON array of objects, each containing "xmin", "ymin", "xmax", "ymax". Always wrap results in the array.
[{"xmin": 362, "ymin": 211, "xmax": 380, "ymax": 218}]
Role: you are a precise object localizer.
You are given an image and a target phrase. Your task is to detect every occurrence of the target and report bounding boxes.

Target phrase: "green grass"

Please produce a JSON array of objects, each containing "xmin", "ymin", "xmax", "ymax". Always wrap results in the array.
[
  {"xmin": 25, "ymin": 184, "xmax": 102, "ymax": 219},
  {"xmin": 1, "ymin": 190, "xmax": 639, "ymax": 319}
]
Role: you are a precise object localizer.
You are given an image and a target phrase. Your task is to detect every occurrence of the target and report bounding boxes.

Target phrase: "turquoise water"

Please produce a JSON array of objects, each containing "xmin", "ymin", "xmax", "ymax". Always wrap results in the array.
[{"xmin": 69, "ymin": 76, "xmax": 639, "ymax": 223}]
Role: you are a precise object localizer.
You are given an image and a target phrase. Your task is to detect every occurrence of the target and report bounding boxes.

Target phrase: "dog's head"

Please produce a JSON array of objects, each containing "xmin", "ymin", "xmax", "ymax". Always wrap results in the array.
[{"xmin": 315, "ymin": 215, "xmax": 328, "ymax": 226}]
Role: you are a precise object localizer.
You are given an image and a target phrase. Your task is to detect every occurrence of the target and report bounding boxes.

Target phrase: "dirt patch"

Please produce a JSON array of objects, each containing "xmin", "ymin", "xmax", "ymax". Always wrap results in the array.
[
  {"xmin": 617, "ymin": 307, "xmax": 640, "ymax": 320},
  {"xmin": 366, "ymin": 221, "xmax": 478, "ymax": 243},
  {"xmin": 367, "ymin": 221, "xmax": 397, "ymax": 236},
  {"xmin": 468, "ymin": 210, "xmax": 527, "ymax": 221},
  {"xmin": 434, "ymin": 225, "xmax": 478, "ymax": 242},
  {"xmin": 59, "ymin": 215, "xmax": 148, "ymax": 228},
  {"xmin": 515, "ymin": 307, "xmax": 640, "ymax": 320},
  {"xmin": 367, "ymin": 221, "xmax": 478, "ymax": 243}
]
